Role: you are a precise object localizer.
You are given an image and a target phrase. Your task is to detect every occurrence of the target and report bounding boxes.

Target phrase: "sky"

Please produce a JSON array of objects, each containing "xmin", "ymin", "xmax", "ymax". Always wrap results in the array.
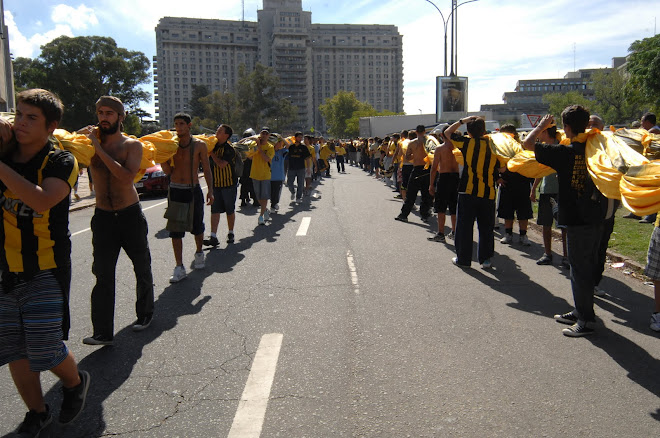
[{"xmin": 4, "ymin": 0, "xmax": 658, "ymax": 119}]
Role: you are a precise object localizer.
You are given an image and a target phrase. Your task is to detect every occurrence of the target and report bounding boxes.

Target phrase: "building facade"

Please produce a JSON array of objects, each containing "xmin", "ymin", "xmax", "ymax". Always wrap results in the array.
[
  {"xmin": 154, "ymin": 0, "xmax": 403, "ymax": 131},
  {"xmin": 0, "ymin": 0, "xmax": 15, "ymax": 112}
]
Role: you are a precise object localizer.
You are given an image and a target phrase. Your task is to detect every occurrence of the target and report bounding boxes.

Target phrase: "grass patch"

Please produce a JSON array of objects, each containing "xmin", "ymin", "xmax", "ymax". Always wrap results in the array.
[{"xmin": 609, "ymin": 209, "xmax": 654, "ymax": 266}]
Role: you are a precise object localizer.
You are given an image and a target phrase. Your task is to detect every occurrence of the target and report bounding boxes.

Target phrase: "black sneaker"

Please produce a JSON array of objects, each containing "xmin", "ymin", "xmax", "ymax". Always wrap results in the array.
[
  {"xmin": 427, "ymin": 233, "xmax": 445, "ymax": 243},
  {"xmin": 16, "ymin": 405, "xmax": 53, "ymax": 437},
  {"xmin": 560, "ymin": 257, "xmax": 570, "ymax": 269},
  {"xmin": 554, "ymin": 311, "xmax": 578, "ymax": 325},
  {"xmin": 132, "ymin": 314, "xmax": 152, "ymax": 332},
  {"xmin": 203, "ymin": 235, "xmax": 219, "ymax": 247},
  {"xmin": 536, "ymin": 253, "xmax": 553, "ymax": 265},
  {"xmin": 59, "ymin": 370, "xmax": 90, "ymax": 424},
  {"xmin": 394, "ymin": 215, "xmax": 408, "ymax": 223},
  {"xmin": 82, "ymin": 334, "xmax": 114, "ymax": 346},
  {"xmin": 227, "ymin": 232, "xmax": 235, "ymax": 244},
  {"xmin": 420, "ymin": 215, "xmax": 431, "ymax": 223},
  {"xmin": 562, "ymin": 323, "xmax": 595, "ymax": 337}
]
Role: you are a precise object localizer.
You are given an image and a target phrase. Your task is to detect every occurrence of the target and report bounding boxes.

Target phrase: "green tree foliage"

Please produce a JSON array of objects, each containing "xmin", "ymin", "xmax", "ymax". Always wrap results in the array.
[
  {"xmin": 542, "ymin": 91, "xmax": 593, "ymax": 124},
  {"xmin": 320, "ymin": 90, "xmax": 373, "ymax": 138},
  {"xmin": 12, "ymin": 36, "xmax": 150, "ymax": 130},
  {"xmin": 122, "ymin": 113, "xmax": 142, "ymax": 136},
  {"xmin": 590, "ymin": 69, "xmax": 645, "ymax": 125},
  {"xmin": 345, "ymin": 108, "xmax": 401, "ymax": 138},
  {"xmin": 626, "ymin": 34, "xmax": 660, "ymax": 111},
  {"xmin": 189, "ymin": 85, "xmax": 210, "ymax": 119}
]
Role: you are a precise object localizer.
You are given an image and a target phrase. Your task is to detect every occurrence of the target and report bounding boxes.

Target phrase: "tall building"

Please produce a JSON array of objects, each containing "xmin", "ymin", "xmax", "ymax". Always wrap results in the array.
[
  {"xmin": 0, "ymin": 0, "xmax": 15, "ymax": 112},
  {"xmin": 154, "ymin": 0, "xmax": 403, "ymax": 131}
]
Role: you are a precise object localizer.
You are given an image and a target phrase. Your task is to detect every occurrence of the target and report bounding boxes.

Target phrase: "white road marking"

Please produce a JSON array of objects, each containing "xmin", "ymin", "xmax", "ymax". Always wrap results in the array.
[
  {"xmin": 71, "ymin": 228, "xmax": 91, "ymax": 237},
  {"xmin": 228, "ymin": 333, "xmax": 284, "ymax": 438},
  {"xmin": 296, "ymin": 217, "xmax": 311, "ymax": 236},
  {"xmin": 346, "ymin": 250, "xmax": 360, "ymax": 294}
]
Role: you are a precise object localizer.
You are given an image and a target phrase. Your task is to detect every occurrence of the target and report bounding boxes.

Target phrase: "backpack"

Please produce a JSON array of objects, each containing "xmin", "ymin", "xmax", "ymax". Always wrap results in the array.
[{"xmin": 232, "ymin": 144, "xmax": 244, "ymax": 178}]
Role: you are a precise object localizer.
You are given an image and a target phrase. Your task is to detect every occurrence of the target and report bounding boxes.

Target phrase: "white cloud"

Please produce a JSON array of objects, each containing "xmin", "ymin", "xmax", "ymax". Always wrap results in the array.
[
  {"xmin": 4, "ymin": 10, "xmax": 74, "ymax": 58},
  {"xmin": 51, "ymin": 4, "xmax": 98, "ymax": 30}
]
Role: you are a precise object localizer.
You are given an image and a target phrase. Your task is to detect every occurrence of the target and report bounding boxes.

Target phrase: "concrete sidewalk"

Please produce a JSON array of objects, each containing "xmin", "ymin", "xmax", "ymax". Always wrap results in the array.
[{"xmin": 70, "ymin": 168, "xmax": 97, "ymax": 212}]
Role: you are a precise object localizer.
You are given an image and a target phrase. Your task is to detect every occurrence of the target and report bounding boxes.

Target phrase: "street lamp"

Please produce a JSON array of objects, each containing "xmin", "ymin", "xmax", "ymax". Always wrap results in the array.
[{"xmin": 423, "ymin": 0, "xmax": 479, "ymax": 77}]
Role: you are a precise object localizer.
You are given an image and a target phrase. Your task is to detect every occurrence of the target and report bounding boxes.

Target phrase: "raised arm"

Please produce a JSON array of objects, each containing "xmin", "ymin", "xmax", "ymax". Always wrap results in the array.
[{"xmin": 522, "ymin": 115, "xmax": 555, "ymax": 151}]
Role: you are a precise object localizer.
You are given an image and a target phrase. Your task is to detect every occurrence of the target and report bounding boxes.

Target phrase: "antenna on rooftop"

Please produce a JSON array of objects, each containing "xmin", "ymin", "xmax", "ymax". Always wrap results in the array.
[
  {"xmin": 573, "ymin": 42, "xmax": 576, "ymax": 72},
  {"xmin": 242, "ymin": 0, "xmax": 245, "ymax": 23}
]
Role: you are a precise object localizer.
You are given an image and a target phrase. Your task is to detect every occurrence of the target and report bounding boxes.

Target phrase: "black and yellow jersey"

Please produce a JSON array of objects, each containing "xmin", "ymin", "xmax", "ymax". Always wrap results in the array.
[
  {"xmin": 451, "ymin": 135, "xmax": 500, "ymax": 200},
  {"xmin": 210, "ymin": 141, "xmax": 237, "ymax": 188},
  {"xmin": 0, "ymin": 141, "xmax": 77, "ymax": 275}
]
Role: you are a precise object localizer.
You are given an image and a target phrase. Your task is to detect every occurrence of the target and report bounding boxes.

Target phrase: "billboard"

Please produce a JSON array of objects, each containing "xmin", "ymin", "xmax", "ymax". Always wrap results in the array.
[{"xmin": 436, "ymin": 76, "xmax": 468, "ymax": 122}]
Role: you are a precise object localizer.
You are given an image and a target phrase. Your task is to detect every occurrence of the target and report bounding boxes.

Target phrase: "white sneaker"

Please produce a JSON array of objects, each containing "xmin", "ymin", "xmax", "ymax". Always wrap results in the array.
[
  {"xmin": 520, "ymin": 235, "xmax": 531, "ymax": 246},
  {"xmin": 272, "ymin": 203, "xmax": 279, "ymax": 211},
  {"xmin": 169, "ymin": 265, "xmax": 187, "ymax": 283},
  {"xmin": 650, "ymin": 312, "xmax": 660, "ymax": 332},
  {"xmin": 500, "ymin": 234, "xmax": 512, "ymax": 244},
  {"xmin": 481, "ymin": 259, "xmax": 492, "ymax": 269},
  {"xmin": 192, "ymin": 251, "xmax": 205, "ymax": 269},
  {"xmin": 258, "ymin": 215, "xmax": 265, "ymax": 225},
  {"xmin": 264, "ymin": 209, "xmax": 270, "ymax": 221}
]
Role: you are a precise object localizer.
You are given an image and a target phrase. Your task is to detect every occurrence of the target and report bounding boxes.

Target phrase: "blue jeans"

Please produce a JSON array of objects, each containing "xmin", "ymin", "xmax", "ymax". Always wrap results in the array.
[
  {"xmin": 287, "ymin": 168, "xmax": 306, "ymax": 199},
  {"xmin": 90, "ymin": 204, "xmax": 154, "ymax": 338},
  {"xmin": 454, "ymin": 193, "xmax": 495, "ymax": 265},
  {"xmin": 566, "ymin": 223, "xmax": 603, "ymax": 322}
]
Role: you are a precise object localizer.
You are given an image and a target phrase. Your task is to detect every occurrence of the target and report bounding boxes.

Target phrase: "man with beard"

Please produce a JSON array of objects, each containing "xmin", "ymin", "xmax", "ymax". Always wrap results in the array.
[
  {"xmin": 161, "ymin": 113, "xmax": 213, "ymax": 282},
  {"xmin": 80, "ymin": 96, "xmax": 154, "ymax": 346}
]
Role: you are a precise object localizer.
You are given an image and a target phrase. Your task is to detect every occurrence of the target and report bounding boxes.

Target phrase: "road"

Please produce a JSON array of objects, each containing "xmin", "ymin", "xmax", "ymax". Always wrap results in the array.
[{"xmin": 0, "ymin": 165, "xmax": 658, "ymax": 437}]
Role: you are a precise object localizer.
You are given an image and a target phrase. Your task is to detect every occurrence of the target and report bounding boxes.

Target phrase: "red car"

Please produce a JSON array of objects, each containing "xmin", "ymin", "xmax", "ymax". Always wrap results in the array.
[{"xmin": 135, "ymin": 164, "xmax": 168, "ymax": 195}]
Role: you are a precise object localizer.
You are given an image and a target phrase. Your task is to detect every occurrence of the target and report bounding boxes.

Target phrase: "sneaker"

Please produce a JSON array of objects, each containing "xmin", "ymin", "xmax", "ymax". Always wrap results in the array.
[
  {"xmin": 562, "ymin": 322, "xmax": 595, "ymax": 337},
  {"xmin": 203, "ymin": 235, "xmax": 219, "ymax": 247},
  {"xmin": 394, "ymin": 194, "xmax": 402, "ymax": 199},
  {"xmin": 290, "ymin": 191, "xmax": 295, "ymax": 201},
  {"xmin": 258, "ymin": 215, "xmax": 265, "ymax": 225},
  {"xmin": 394, "ymin": 215, "xmax": 408, "ymax": 223},
  {"xmin": 264, "ymin": 209, "xmax": 270, "ymax": 221},
  {"xmin": 451, "ymin": 257, "xmax": 470, "ymax": 268},
  {"xmin": 132, "ymin": 314, "xmax": 153, "ymax": 332},
  {"xmin": 227, "ymin": 232, "xmax": 235, "ymax": 244},
  {"xmin": 447, "ymin": 231, "xmax": 455, "ymax": 240},
  {"xmin": 536, "ymin": 253, "xmax": 553, "ymax": 265},
  {"xmin": 192, "ymin": 252, "xmax": 205, "ymax": 269},
  {"xmin": 554, "ymin": 311, "xmax": 578, "ymax": 325},
  {"xmin": 639, "ymin": 217, "xmax": 654, "ymax": 224},
  {"xmin": 427, "ymin": 233, "xmax": 445, "ymax": 243},
  {"xmin": 59, "ymin": 370, "xmax": 90, "ymax": 424},
  {"xmin": 272, "ymin": 203, "xmax": 279, "ymax": 211},
  {"xmin": 560, "ymin": 257, "xmax": 571, "ymax": 269},
  {"xmin": 520, "ymin": 235, "xmax": 531, "ymax": 246},
  {"xmin": 420, "ymin": 215, "xmax": 431, "ymax": 223},
  {"xmin": 622, "ymin": 212, "xmax": 641, "ymax": 219},
  {"xmin": 169, "ymin": 265, "xmax": 187, "ymax": 283},
  {"xmin": 481, "ymin": 259, "xmax": 492, "ymax": 269},
  {"xmin": 650, "ymin": 312, "xmax": 660, "ymax": 332},
  {"xmin": 16, "ymin": 405, "xmax": 53, "ymax": 437},
  {"xmin": 593, "ymin": 286, "xmax": 606, "ymax": 297},
  {"xmin": 500, "ymin": 234, "xmax": 513, "ymax": 244},
  {"xmin": 82, "ymin": 334, "xmax": 114, "ymax": 346}
]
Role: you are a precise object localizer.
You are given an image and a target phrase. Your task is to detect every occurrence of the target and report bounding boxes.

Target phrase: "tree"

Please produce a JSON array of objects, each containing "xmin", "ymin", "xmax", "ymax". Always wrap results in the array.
[
  {"xmin": 626, "ymin": 34, "xmax": 660, "ymax": 111},
  {"xmin": 319, "ymin": 91, "xmax": 372, "ymax": 138},
  {"xmin": 345, "ymin": 108, "xmax": 401, "ymax": 138},
  {"xmin": 542, "ymin": 91, "xmax": 593, "ymax": 123},
  {"xmin": 590, "ymin": 69, "xmax": 645, "ymax": 125},
  {"xmin": 13, "ymin": 36, "xmax": 151, "ymax": 130},
  {"xmin": 189, "ymin": 85, "xmax": 210, "ymax": 119},
  {"xmin": 123, "ymin": 113, "xmax": 142, "ymax": 136}
]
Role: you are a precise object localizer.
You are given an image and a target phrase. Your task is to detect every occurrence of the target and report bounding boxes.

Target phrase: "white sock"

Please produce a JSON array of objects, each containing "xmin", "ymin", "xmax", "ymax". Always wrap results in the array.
[{"xmin": 210, "ymin": 232, "xmax": 217, "ymax": 238}]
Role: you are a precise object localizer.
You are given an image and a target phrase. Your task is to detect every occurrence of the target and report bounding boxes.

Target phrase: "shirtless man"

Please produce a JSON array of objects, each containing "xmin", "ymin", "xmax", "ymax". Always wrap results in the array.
[
  {"xmin": 428, "ymin": 124, "xmax": 459, "ymax": 242},
  {"xmin": 395, "ymin": 125, "xmax": 432, "ymax": 223},
  {"xmin": 161, "ymin": 113, "xmax": 213, "ymax": 283},
  {"xmin": 81, "ymin": 96, "xmax": 154, "ymax": 346}
]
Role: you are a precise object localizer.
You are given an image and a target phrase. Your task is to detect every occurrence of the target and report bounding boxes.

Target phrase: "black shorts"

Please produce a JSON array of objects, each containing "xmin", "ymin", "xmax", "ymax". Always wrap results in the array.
[
  {"xmin": 497, "ymin": 184, "xmax": 533, "ymax": 220},
  {"xmin": 537, "ymin": 193, "xmax": 558, "ymax": 226},
  {"xmin": 212, "ymin": 185, "xmax": 237, "ymax": 214},
  {"xmin": 434, "ymin": 172, "xmax": 459, "ymax": 215},
  {"xmin": 401, "ymin": 165, "xmax": 413, "ymax": 190},
  {"xmin": 169, "ymin": 184, "xmax": 205, "ymax": 238}
]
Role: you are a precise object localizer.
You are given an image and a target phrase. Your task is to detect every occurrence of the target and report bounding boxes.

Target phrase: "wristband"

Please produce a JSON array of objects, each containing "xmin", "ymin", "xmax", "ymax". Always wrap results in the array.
[{"xmin": 459, "ymin": 119, "xmax": 463, "ymax": 125}]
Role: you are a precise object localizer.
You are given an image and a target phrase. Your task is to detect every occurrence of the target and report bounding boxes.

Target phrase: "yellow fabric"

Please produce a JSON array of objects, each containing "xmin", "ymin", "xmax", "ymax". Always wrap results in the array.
[
  {"xmin": 335, "ymin": 146, "xmax": 346, "ymax": 156},
  {"xmin": 52, "ymin": 130, "xmax": 95, "ymax": 167},
  {"xmin": 320, "ymin": 145, "xmax": 332, "ymax": 160}
]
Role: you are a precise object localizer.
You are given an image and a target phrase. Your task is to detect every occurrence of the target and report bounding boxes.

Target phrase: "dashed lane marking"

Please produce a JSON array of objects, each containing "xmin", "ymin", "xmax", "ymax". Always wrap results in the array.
[
  {"xmin": 296, "ymin": 217, "xmax": 312, "ymax": 236},
  {"xmin": 346, "ymin": 250, "xmax": 360, "ymax": 294},
  {"xmin": 228, "ymin": 333, "xmax": 284, "ymax": 438}
]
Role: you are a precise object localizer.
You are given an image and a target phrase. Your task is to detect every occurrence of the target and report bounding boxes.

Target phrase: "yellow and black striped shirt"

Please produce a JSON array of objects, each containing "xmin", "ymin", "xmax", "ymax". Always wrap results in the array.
[
  {"xmin": 451, "ymin": 135, "xmax": 500, "ymax": 200},
  {"xmin": 0, "ymin": 141, "xmax": 78, "ymax": 275},
  {"xmin": 211, "ymin": 142, "xmax": 237, "ymax": 188}
]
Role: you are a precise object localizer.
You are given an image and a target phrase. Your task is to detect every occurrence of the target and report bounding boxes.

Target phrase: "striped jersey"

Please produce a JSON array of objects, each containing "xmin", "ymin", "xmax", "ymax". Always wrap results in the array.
[
  {"xmin": 210, "ymin": 141, "xmax": 237, "ymax": 188},
  {"xmin": 0, "ymin": 141, "xmax": 78, "ymax": 275},
  {"xmin": 451, "ymin": 135, "xmax": 501, "ymax": 200}
]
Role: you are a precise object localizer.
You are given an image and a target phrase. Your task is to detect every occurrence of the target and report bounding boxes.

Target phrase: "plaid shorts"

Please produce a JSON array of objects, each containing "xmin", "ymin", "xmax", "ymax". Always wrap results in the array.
[
  {"xmin": 0, "ymin": 270, "xmax": 69, "ymax": 372},
  {"xmin": 644, "ymin": 226, "xmax": 660, "ymax": 279}
]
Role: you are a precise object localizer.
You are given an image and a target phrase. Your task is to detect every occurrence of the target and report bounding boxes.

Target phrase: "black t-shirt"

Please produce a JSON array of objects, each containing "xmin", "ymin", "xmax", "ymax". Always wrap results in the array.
[
  {"xmin": 535, "ymin": 141, "xmax": 605, "ymax": 226},
  {"xmin": 288, "ymin": 143, "xmax": 311, "ymax": 170}
]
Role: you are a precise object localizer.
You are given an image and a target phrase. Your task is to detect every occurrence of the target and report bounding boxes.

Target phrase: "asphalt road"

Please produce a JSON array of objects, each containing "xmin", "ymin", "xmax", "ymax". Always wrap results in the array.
[{"xmin": 0, "ymin": 165, "xmax": 658, "ymax": 437}]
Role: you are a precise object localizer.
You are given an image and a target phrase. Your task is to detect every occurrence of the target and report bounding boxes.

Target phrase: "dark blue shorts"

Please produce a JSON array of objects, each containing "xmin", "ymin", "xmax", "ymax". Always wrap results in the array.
[
  {"xmin": 169, "ymin": 184, "xmax": 205, "ymax": 238},
  {"xmin": 212, "ymin": 186, "xmax": 237, "ymax": 214}
]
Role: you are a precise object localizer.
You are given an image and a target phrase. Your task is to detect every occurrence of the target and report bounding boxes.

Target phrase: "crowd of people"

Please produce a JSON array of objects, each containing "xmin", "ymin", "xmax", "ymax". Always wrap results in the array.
[{"xmin": 0, "ymin": 88, "xmax": 658, "ymax": 437}]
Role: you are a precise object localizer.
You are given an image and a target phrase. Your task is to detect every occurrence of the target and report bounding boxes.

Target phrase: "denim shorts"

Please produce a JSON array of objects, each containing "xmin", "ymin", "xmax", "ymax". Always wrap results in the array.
[{"xmin": 252, "ymin": 179, "xmax": 271, "ymax": 200}]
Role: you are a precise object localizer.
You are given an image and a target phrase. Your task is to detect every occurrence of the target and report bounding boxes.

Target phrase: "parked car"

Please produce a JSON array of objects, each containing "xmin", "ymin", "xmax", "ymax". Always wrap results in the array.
[{"xmin": 135, "ymin": 164, "xmax": 168, "ymax": 196}]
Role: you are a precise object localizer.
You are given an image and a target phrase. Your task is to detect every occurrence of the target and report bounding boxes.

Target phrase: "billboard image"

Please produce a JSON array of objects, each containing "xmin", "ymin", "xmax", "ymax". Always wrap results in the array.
[{"xmin": 436, "ymin": 76, "xmax": 468, "ymax": 122}]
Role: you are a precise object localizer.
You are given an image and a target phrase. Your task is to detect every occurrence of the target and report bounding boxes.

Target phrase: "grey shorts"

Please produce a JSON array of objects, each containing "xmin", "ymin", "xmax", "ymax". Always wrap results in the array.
[
  {"xmin": 252, "ymin": 179, "xmax": 271, "ymax": 201},
  {"xmin": 645, "ymin": 226, "xmax": 660, "ymax": 279},
  {"xmin": 537, "ymin": 193, "xmax": 558, "ymax": 226},
  {"xmin": 212, "ymin": 186, "xmax": 237, "ymax": 214}
]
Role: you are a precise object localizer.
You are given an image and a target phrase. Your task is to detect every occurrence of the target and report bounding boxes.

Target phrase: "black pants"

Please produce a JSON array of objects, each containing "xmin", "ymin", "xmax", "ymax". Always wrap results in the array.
[
  {"xmin": 400, "ymin": 166, "xmax": 432, "ymax": 218},
  {"xmin": 454, "ymin": 194, "xmax": 495, "ymax": 265},
  {"xmin": 90, "ymin": 204, "xmax": 154, "ymax": 338},
  {"xmin": 270, "ymin": 180, "xmax": 283, "ymax": 205},
  {"xmin": 336, "ymin": 155, "xmax": 345, "ymax": 172}
]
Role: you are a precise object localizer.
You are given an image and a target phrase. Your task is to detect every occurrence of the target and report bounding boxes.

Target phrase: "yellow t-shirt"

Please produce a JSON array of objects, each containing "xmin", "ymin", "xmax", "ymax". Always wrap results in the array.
[
  {"xmin": 336, "ymin": 146, "xmax": 346, "ymax": 156},
  {"xmin": 305, "ymin": 144, "xmax": 315, "ymax": 168},
  {"xmin": 320, "ymin": 145, "xmax": 332, "ymax": 160},
  {"xmin": 250, "ymin": 142, "xmax": 275, "ymax": 181}
]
